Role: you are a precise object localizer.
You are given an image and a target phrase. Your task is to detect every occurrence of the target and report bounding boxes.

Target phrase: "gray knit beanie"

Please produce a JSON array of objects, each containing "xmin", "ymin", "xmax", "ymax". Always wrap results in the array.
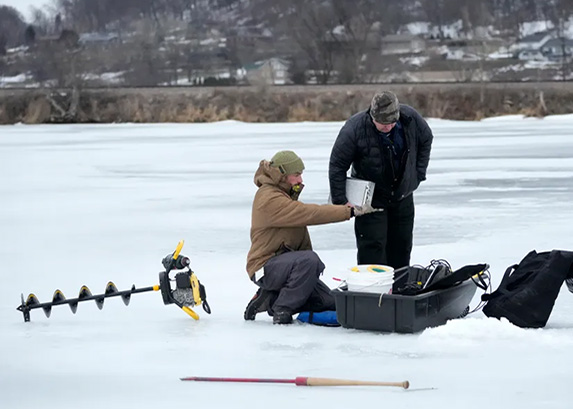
[{"xmin": 370, "ymin": 91, "xmax": 400, "ymax": 124}]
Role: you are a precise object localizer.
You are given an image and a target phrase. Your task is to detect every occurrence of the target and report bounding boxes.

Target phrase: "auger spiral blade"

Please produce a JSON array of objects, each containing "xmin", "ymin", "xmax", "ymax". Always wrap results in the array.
[
  {"xmin": 105, "ymin": 282, "xmax": 132, "ymax": 306},
  {"xmin": 41, "ymin": 289, "xmax": 66, "ymax": 318},
  {"xmin": 16, "ymin": 282, "xmax": 159, "ymax": 322},
  {"xmin": 16, "ymin": 240, "xmax": 211, "ymax": 322}
]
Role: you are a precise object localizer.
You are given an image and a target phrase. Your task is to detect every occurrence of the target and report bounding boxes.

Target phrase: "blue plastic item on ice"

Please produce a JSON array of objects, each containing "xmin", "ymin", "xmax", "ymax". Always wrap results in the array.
[{"xmin": 296, "ymin": 310, "xmax": 340, "ymax": 327}]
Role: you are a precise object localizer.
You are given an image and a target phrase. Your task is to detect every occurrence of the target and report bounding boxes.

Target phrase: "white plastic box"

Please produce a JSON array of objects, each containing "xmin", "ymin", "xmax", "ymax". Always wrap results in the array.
[{"xmin": 329, "ymin": 177, "xmax": 375, "ymax": 207}]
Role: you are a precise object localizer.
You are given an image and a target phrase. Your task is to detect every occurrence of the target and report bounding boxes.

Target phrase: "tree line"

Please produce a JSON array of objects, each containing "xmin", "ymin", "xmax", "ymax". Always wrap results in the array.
[
  {"xmin": 2, "ymin": 0, "xmax": 573, "ymax": 93},
  {"xmin": 2, "ymin": 1, "xmax": 573, "ymax": 46}
]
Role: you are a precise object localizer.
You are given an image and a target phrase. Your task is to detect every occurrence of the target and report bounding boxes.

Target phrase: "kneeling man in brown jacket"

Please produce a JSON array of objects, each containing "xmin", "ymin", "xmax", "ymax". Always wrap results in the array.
[{"xmin": 245, "ymin": 150, "xmax": 380, "ymax": 324}]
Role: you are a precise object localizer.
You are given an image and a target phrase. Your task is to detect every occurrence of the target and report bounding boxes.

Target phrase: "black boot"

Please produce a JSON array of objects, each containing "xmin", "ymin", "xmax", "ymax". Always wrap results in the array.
[
  {"xmin": 244, "ymin": 288, "xmax": 271, "ymax": 321},
  {"xmin": 273, "ymin": 308, "xmax": 293, "ymax": 325}
]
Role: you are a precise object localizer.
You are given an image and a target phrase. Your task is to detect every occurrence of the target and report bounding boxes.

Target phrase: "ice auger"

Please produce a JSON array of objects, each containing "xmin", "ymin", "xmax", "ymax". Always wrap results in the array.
[{"xmin": 16, "ymin": 240, "xmax": 211, "ymax": 322}]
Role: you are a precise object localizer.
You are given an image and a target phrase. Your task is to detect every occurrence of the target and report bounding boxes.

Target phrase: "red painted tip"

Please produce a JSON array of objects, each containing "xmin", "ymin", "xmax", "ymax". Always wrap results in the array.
[
  {"xmin": 180, "ymin": 376, "xmax": 297, "ymax": 384},
  {"xmin": 294, "ymin": 377, "xmax": 308, "ymax": 386}
]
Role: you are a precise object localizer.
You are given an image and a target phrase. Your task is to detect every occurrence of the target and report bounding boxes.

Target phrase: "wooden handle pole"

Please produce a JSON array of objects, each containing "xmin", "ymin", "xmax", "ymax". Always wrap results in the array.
[
  {"xmin": 299, "ymin": 377, "xmax": 409, "ymax": 389},
  {"xmin": 181, "ymin": 376, "xmax": 409, "ymax": 389}
]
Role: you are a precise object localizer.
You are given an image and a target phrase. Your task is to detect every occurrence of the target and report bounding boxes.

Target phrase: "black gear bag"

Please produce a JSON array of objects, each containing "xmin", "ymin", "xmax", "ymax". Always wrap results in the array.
[{"xmin": 482, "ymin": 250, "xmax": 573, "ymax": 328}]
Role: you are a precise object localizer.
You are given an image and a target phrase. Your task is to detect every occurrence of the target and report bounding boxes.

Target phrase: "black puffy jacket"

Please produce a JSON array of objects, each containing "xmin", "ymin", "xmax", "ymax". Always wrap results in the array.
[{"xmin": 329, "ymin": 104, "xmax": 433, "ymax": 206}]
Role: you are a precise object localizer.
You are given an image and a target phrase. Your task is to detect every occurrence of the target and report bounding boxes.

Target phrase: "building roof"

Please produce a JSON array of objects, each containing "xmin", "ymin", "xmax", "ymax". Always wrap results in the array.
[
  {"xmin": 541, "ymin": 38, "xmax": 573, "ymax": 48},
  {"xmin": 519, "ymin": 31, "xmax": 552, "ymax": 43},
  {"xmin": 243, "ymin": 58, "xmax": 289, "ymax": 72},
  {"xmin": 79, "ymin": 32, "xmax": 119, "ymax": 43},
  {"xmin": 382, "ymin": 34, "xmax": 423, "ymax": 43}
]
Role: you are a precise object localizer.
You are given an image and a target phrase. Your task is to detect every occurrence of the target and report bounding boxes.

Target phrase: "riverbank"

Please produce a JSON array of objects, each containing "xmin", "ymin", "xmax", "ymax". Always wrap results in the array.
[{"xmin": 1, "ymin": 82, "xmax": 571, "ymax": 124}]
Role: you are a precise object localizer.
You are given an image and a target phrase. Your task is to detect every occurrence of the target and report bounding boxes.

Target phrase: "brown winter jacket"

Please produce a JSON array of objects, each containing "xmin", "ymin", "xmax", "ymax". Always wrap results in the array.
[{"xmin": 246, "ymin": 160, "xmax": 352, "ymax": 278}]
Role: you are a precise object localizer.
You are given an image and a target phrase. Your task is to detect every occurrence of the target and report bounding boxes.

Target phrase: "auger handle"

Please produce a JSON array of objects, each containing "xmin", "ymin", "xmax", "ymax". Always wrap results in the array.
[
  {"xmin": 173, "ymin": 240, "xmax": 184, "ymax": 260},
  {"xmin": 181, "ymin": 306, "xmax": 200, "ymax": 320}
]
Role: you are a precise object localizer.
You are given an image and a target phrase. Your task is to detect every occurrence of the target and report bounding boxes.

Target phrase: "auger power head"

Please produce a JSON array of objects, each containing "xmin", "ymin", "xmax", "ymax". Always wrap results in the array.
[
  {"xmin": 157, "ymin": 242, "xmax": 211, "ymax": 319},
  {"xmin": 16, "ymin": 240, "xmax": 211, "ymax": 322}
]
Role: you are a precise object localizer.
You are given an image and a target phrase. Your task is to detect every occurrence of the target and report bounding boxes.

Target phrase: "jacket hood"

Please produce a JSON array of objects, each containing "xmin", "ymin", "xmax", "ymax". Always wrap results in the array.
[
  {"xmin": 254, "ymin": 160, "xmax": 304, "ymax": 198},
  {"xmin": 254, "ymin": 160, "xmax": 291, "ymax": 193}
]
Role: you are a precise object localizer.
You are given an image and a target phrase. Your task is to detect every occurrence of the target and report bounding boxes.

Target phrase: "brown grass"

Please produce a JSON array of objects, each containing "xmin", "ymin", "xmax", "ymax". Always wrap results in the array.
[
  {"xmin": 1, "ymin": 85, "xmax": 573, "ymax": 124},
  {"xmin": 23, "ymin": 98, "xmax": 51, "ymax": 123}
]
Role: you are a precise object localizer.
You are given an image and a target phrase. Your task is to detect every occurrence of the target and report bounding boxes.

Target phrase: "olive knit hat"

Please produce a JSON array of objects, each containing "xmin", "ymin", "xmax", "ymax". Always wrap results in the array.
[
  {"xmin": 270, "ymin": 150, "xmax": 305, "ymax": 175},
  {"xmin": 370, "ymin": 90, "xmax": 400, "ymax": 124}
]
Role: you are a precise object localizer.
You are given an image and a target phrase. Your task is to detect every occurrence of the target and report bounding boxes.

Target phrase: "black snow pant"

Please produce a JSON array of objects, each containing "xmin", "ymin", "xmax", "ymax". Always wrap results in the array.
[
  {"xmin": 257, "ymin": 250, "xmax": 335, "ymax": 314},
  {"xmin": 354, "ymin": 193, "xmax": 414, "ymax": 269}
]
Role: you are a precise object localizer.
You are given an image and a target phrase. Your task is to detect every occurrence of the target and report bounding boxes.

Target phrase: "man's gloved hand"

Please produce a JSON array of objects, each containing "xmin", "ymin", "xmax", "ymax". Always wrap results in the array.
[{"xmin": 352, "ymin": 204, "xmax": 384, "ymax": 217}]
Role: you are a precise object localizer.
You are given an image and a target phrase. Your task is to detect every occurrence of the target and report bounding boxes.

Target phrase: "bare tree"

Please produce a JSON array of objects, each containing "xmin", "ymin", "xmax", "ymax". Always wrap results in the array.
[
  {"xmin": 0, "ymin": 5, "xmax": 26, "ymax": 47},
  {"xmin": 499, "ymin": 0, "xmax": 529, "ymax": 39},
  {"xmin": 330, "ymin": 1, "xmax": 377, "ymax": 83},
  {"xmin": 164, "ymin": 43, "xmax": 183, "ymax": 85},
  {"xmin": 544, "ymin": 0, "xmax": 573, "ymax": 80},
  {"xmin": 458, "ymin": 0, "xmax": 495, "ymax": 36},
  {"xmin": 261, "ymin": 0, "xmax": 338, "ymax": 84},
  {"xmin": 26, "ymin": 38, "xmax": 87, "ymax": 121},
  {"xmin": 29, "ymin": 7, "xmax": 52, "ymax": 35},
  {"xmin": 0, "ymin": 35, "xmax": 6, "ymax": 56},
  {"xmin": 122, "ymin": 23, "xmax": 168, "ymax": 86},
  {"xmin": 24, "ymin": 25, "xmax": 36, "ymax": 46},
  {"xmin": 421, "ymin": 0, "xmax": 449, "ymax": 39}
]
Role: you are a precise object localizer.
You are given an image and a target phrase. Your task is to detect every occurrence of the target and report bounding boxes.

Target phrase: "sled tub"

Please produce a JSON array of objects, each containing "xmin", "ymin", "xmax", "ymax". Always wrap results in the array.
[{"xmin": 332, "ymin": 279, "xmax": 477, "ymax": 333}]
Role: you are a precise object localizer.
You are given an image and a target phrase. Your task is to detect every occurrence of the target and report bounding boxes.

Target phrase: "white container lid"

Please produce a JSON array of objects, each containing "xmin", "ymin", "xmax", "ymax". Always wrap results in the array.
[{"xmin": 346, "ymin": 265, "xmax": 394, "ymax": 293}]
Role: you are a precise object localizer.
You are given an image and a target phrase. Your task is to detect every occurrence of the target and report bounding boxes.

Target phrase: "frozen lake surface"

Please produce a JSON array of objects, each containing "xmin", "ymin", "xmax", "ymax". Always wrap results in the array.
[{"xmin": 1, "ymin": 116, "xmax": 572, "ymax": 408}]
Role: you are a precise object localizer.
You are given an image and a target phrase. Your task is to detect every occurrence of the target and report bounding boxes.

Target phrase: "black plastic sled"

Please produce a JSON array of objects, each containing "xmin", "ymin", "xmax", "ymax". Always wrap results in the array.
[{"xmin": 332, "ymin": 263, "xmax": 487, "ymax": 333}]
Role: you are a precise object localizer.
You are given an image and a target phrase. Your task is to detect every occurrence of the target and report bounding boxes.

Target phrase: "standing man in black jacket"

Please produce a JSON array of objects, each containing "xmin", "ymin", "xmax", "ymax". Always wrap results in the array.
[{"xmin": 328, "ymin": 91, "xmax": 433, "ymax": 269}]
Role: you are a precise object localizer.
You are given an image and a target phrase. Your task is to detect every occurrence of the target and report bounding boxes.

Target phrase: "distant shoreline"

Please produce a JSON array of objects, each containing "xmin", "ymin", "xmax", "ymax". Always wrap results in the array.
[
  {"xmin": 3, "ymin": 81, "xmax": 573, "ymax": 94},
  {"xmin": 1, "ymin": 82, "xmax": 570, "ymax": 124}
]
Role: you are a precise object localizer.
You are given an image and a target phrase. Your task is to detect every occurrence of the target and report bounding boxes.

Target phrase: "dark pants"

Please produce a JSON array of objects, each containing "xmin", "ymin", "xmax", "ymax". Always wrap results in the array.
[
  {"xmin": 354, "ymin": 194, "xmax": 414, "ymax": 269},
  {"xmin": 257, "ymin": 250, "xmax": 335, "ymax": 314}
]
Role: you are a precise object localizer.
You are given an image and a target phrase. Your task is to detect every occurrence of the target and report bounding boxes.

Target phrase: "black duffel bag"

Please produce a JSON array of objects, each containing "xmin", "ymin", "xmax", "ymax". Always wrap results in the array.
[{"xmin": 482, "ymin": 250, "xmax": 573, "ymax": 328}]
